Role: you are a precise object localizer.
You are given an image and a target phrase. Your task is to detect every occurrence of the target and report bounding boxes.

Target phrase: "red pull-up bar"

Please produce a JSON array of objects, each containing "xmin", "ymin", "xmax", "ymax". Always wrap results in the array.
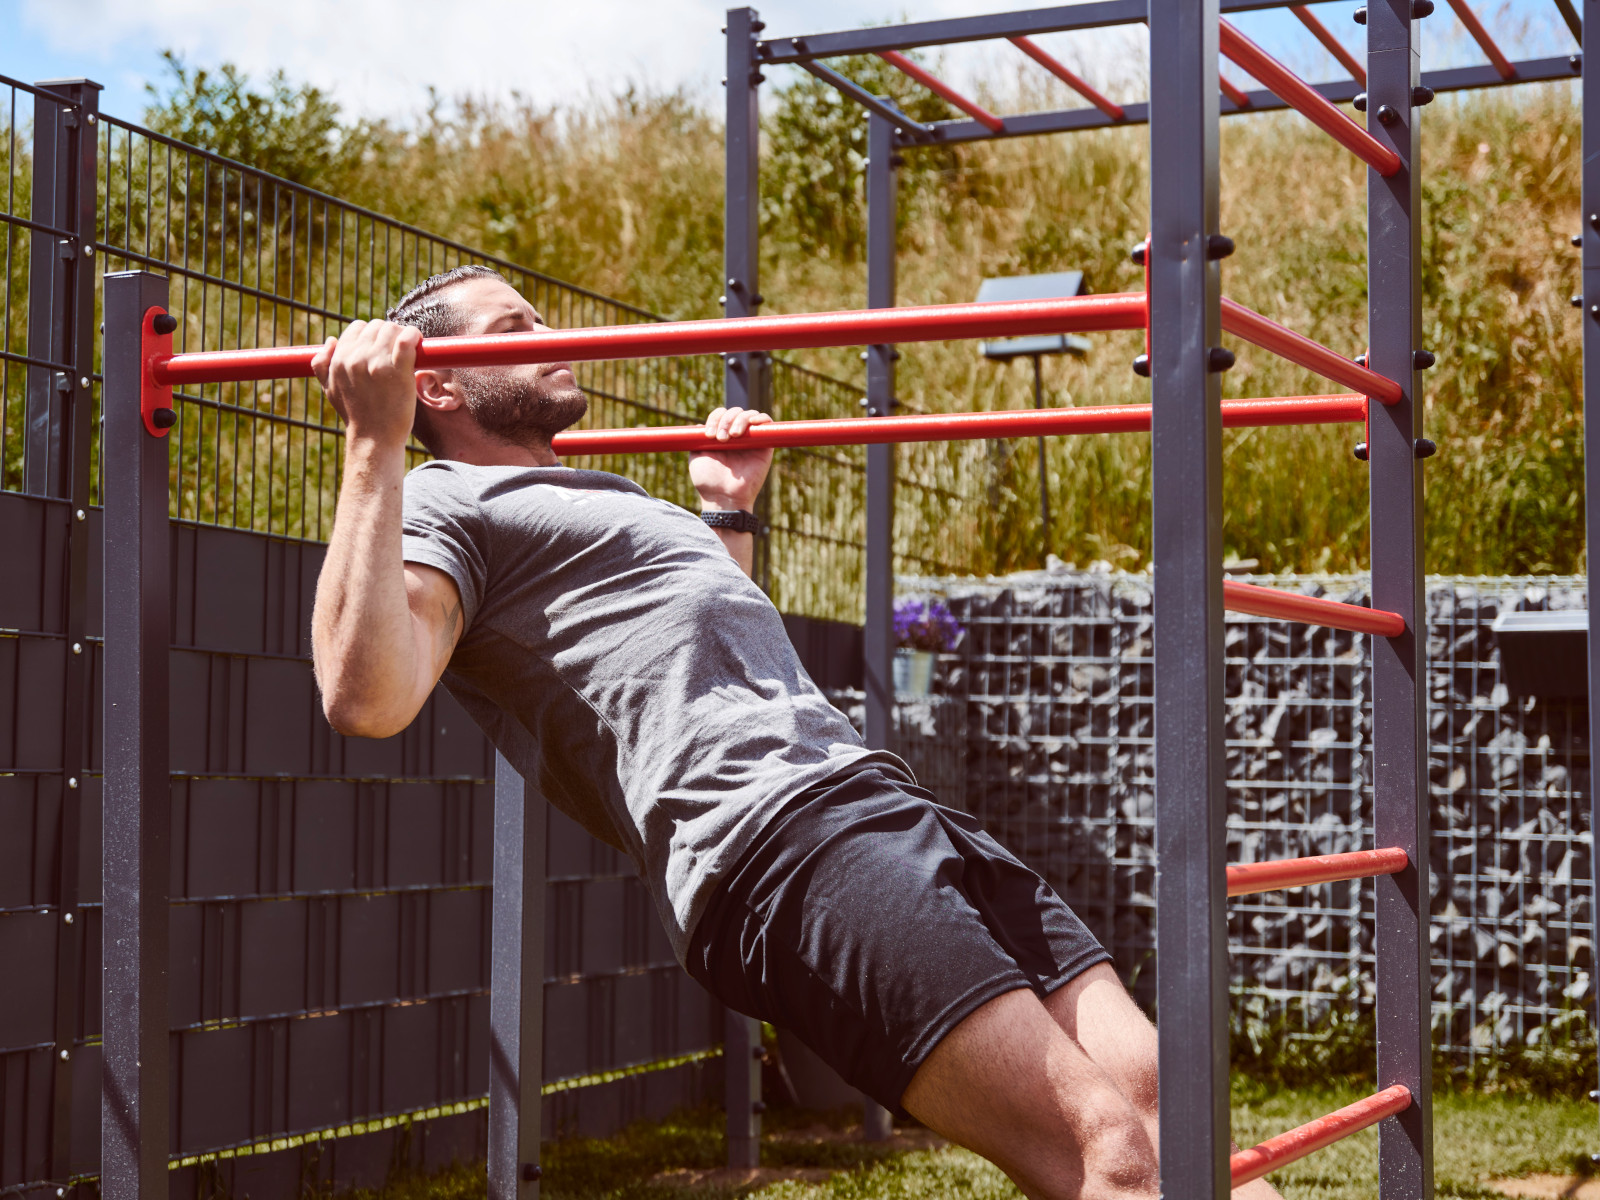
[
  {"xmin": 1444, "ymin": 0, "xmax": 1517, "ymax": 80},
  {"xmin": 877, "ymin": 50, "xmax": 1005, "ymax": 132},
  {"xmin": 1231, "ymin": 1086, "xmax": 1413, "ymax": 1186},
  {"xmin": 1221, "ymin": 299, "xmax": 1403, "ymax": 404},
  {"xmin": 1007, "ymin": 37, "xmax": 1124, "ymax": 121},
  {"xmin": 1226, "ymin": 846, "xmax": 1408, "ymax": 897},
  {"xmin": 1219, "ymin": 20, "xmax": 1400, "ymax": 176},
  {"xmin": 1289, "ymin": 5, "xmax": 1366, "ymax": 87}
]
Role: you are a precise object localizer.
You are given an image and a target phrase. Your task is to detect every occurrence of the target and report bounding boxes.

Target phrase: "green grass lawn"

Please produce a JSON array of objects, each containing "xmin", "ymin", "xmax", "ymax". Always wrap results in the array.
[{"xmin": 353, "ymin": 1083, "xmax": 1597, "ymax": 1200}]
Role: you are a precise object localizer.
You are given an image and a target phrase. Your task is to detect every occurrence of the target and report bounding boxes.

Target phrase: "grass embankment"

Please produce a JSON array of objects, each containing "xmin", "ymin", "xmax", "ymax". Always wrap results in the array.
[{"xmin": 334, "ymin": 1084, "xmax": 1595, "ymax": 1200}]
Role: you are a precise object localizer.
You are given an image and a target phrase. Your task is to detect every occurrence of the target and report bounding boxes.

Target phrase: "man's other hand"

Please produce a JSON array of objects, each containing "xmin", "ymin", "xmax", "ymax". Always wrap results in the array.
[
  {"xmin": 690, "ymin": 406, "xmax": 775, "ymax": 512},
  {"xmin": 311, "ymin": 320, "xmax": 423, "ymax": 449}
]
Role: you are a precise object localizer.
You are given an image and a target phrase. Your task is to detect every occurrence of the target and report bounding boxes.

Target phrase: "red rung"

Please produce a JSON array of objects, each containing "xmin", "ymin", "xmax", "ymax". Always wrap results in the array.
[
  {"xmin": 1227, "ymin": 847, "xmax": 1408, "ymax": 897},
  {"xmin": 1220, "ymin": 298, "xmax": 1403, "ymax": 404},
  {"xmin": 1231, "ymin": 1086, "xmax": 1412, "ymax": 1187},
  {"xmin": 1008, "ymin": 37, "xmax": 1124, "ymax": 120},
  {"xmin": 551, "ymin": 395, "xmax": 1365, "ymax": 457},
  {"xmin": 1220, "ymin": 72, "xmax": 1254, "ymax": 109},
  {"xmin": 1445, "ymin": 0, "xmax": 1518, "ymax": 80},
  {"xmin": 1290, "ymin": 5, "xmax": 1367, "ymax": 86},
  {"xmin": 153, "ymin": 294, "xmax": 1147, "ymax": 387},
  {"xmin": 1223, "ymin": 580, "xmax": 1405, "ymax": 637},
  {"xmin": 1220, "ymin": 20, "xmax": 1400, "ymax": 176},
  {"xmin": 878, "ymin": 51, "xmax": 1005, "ymax": 132}
]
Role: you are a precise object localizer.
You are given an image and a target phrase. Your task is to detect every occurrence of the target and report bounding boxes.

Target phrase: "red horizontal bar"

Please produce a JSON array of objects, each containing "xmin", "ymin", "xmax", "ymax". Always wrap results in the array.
[
  {"xmin": 154, "ymin": 294, "xmax": 1147, "ymax": 388},
  {"xmin": 1220, "ymin": 72, "xmax": 1254, "ymax": 109},
  {"xmin": 878, "ymin": 50, "xmax": 1005, "ymax": 132},
  {"xmin": 1231, "ymin": 1086, "xmax": 1412, "ymax": 1187},
  {"xmin": 1445, "ymin": 0, "xmax": 1517, "ymax": 80},
  {"xmin": 1220, "ymin": 20, "xmax": 1400, "ymax": 176},
  {"xmin": 1222, "ymin": 580, "xmax": 1405, "ymax": 637},
  {"xmin": 1220, "ymin": 298, "xmax": 1403, "ymax": 404},
  {"xmin": 551, "ymin": 394, "xmax": 1365, "ymax": 457},
  {"xmin": 1227, "ymin": 847, "xmax": 1408, "ymax": 898},
  {"xmin": 1008, "ymin": 37, "xmax": 1124, "ymax": 120},
  {"xmin": 1290, "ymin": 5, "xmax": 1366, "ymax": 87}
]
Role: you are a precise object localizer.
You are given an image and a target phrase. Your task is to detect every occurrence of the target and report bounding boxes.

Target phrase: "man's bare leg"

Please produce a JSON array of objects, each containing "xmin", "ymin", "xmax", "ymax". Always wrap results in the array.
[
  {"xmin": 901, "ymin": 986, "xmax": 1159, "ymax": 1200},
  {"xmin": 1044, "ymin": 964, "xmax": 1283, "ymax": 1200}
]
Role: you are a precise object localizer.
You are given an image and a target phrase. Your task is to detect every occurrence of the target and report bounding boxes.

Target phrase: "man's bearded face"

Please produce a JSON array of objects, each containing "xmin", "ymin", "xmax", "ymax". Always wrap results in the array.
[{"xmin": 453, "ymin": 362, "xmax": 588, "ymax": 445}]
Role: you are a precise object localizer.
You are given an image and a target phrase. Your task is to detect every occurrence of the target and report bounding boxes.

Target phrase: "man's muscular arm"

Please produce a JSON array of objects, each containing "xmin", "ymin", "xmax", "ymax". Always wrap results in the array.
[
  {"xmin": 311, "ymin": 321, "xmax": 463, "ymax": 738},
  {"xmin": 689, "ymin": 407, "xmax": 775, "ymax": 579}
]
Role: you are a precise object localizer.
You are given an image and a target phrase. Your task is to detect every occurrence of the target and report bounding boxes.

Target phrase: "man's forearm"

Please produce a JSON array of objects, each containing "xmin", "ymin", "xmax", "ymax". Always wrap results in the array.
[
  {"xmin": 711, "ymin": 527, "xmax": 756, "ymax": 578},
  {"xmin": 312, "ymin": 436, "xmax": 418, "ymax": 732}
]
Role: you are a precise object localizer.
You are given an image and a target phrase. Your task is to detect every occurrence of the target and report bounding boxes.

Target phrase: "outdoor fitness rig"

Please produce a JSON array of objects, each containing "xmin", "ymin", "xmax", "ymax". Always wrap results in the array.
[{"xmin": 93, "ymin": 6, "xmax": 1596, "ymax": 1200}]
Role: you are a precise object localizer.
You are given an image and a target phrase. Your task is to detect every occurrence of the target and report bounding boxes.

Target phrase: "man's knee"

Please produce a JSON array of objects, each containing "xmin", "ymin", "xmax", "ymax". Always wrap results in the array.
[{"xmin": 1075, "ymin": 1089, "xmax": 1159, "ymax": 1200}]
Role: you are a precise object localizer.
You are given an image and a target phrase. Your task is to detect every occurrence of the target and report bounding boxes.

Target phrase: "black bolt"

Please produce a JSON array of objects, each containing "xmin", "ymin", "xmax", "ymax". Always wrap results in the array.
[
  {"xmin": 1412, "ymin": 86, "xmax": 1435, "ymax": 106},
  {"xmin": 1355, "ymin": 353, "xmax": 1368, "ymax": 368},
  {"xmin": 889, "ymin": 154, "xmax": 905, "ymax": 167},
  {"xmin": 792, "ymin": 37, "xmax": 808, "ymax": 51},
  {"xmin": 751, "ymin": 18, "xmax": 765, "ymax": 30},
  {"xmin": 1414, "ymin": 437, "xmax": 1437, "ymax": 459},
  {"xmin": 751, "ymin": 293, "xmax": 765, "ymax": 305},
  {"xmin": 1575, "ymin": 234, "xmax": 1585, "ymax": 247},
  {"xmin": 1574, "ymin": 295, "xmax": 1585, "ymax": 308},
  {"xmin": 1353, "ymin": 442, "xmax": 1369, "ymax": 461},
  {"xmin": 152, "ymin": 313, "xmax": 178, "ymax": 335},
  {"xmin": 1589, "ymin": 212, "xmax": 1599, "ymax": 230},
  {"xmin": 152, "ymin": 408, "xmax": 177, "ymax": 429},
  {"xmin": 753, "ymin": 1045, "xmax": 768, "ymax": 1060},
  {"xmin": 1591, "ymin": 303, "xmax": 1599, "ymax": 318},
  {"xmin": 1572, "ymin": 54, "xmax": 1583, "ymax": 74},
  {"xmin": 1206, "ymin": 234, "xmax": 1236, "ymax": 260},
  {"xmin": 1132, "ymin": 354, "xmax": 1151, "ymax": 378},
  {"xmin": 1377, "ymin": 104, "xmax": 1401, "ymax": 126},
  {"xmin": 1130, "ymin": 242, "xmax": 1147, "ymax": 266},
  {"xmin": 752, "ymin": 1101, "xmax": 768, "ymax": 1115},
  {"xmin": 1413, "ymin": 349, "xmax": 1436, "ymax": 370},
  {"xmin": 1207, "ymin": 346, "xmax": 1236, "ymax": 373},
  {"xmin": 1354, "ymin": 6, "xmax": 1366, "ymax": 23},
  {"xmin": 521, "ymin": 1164, "xmax": 542, "ymax": 1183},
  {"xmin": 1412, "ymin": 0, "xmax": 1434, "ymax": 15},
  {"xmin": 1352, "ymin": 92, "xmax": 1368, "ymax": 113}
]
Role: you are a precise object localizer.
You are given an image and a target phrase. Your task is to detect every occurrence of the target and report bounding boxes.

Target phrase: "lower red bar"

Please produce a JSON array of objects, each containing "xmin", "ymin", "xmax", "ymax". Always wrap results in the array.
[
  {"xmin": 550, "ymin": 394, "xmax": 1364, "ymax": 456},
  {"xmin": 1221, "ymin": 299, "xmax": 1403, "ymax": 404},
  {"xmin": 1231, "ymin": 1085, "xmax": 1412, "ymax": 1187},
  {"xmin": 1227, "ymin": 847, "xmax": 1408, "ymax": 898},
  {"xmin": 1222, "ymin": 580, "xmax": 1405, "ymax": 637}
]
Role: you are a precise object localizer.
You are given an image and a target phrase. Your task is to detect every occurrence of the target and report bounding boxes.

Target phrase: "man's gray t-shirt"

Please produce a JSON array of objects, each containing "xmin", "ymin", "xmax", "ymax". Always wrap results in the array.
[{"xmin": 400, "ymin": 460, "xmax": 908, "ymax": 959}]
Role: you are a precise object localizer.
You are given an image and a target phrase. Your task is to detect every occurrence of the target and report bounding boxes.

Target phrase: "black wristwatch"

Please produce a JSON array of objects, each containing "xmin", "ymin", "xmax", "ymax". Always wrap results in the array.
[{"xmin": 701, "ymin": 508, "xmax": 765, "ymax": 535}]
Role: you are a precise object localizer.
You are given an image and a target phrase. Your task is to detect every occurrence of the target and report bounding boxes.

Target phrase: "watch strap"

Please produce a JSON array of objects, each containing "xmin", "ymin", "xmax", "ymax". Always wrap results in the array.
[{"xmin": 701, "ymin": 508, "xmax": 764, "ymax": 535}]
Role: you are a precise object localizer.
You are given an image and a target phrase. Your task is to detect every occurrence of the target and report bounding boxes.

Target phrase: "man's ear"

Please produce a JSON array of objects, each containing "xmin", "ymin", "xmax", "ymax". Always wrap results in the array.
[{"xmin": 416, "ymin": 369, "xmax": 462, "ymax": 417}]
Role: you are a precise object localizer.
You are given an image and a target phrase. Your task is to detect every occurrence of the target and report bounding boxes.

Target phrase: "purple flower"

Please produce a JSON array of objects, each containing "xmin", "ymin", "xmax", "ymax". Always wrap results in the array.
[{"xmin": 893, "ymin": 597, "xmax": 964, "ymax": 652}]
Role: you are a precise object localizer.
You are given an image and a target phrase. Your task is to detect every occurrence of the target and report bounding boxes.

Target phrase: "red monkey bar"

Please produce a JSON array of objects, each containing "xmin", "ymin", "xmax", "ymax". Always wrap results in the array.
[
  {"xmin": 1008, "ymin": 37, "xmax": 1124, "ymax": 120},
  {"xmin": 1222, "ymin": 579, "xmax": 1405, "ymax": 637},
  {"xmin": 1226, "ymin": 847, "xmax": 1408, "ymax": 897},
  {"xmin": 1231, "ymin": 1086, "xmax": 1413, "ymax": 1187},
  {"xmin": 1220, "ymin": 72, "xmax": 1255, "ymax": 109},
  {"xmin": 1289, "ymin": 5, "xmax": 1366, "ymax": 86},
  {"xmin": 1221, "ymin": 298, "xmax": 1403, "ymax": 403},
  {"xmin": 1219, "ymin": 20, "xmax": 1400, "ymax": 176},
  {"xmin": 877, "ymin": 51, "xmax": 1005, "ymax": 132},
  {"xmin": 152, "ymin": 294, "xmax": 1148, "ymax": 387},
  {"xmin": 1444, "ymin": 0, "xmax": 1517, "ymax": 80}
]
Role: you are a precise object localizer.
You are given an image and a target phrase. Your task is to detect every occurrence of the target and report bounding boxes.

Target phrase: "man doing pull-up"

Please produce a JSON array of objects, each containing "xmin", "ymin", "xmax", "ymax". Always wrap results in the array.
[{"xmin": 309, "ymin": 265, "xmax": 1271, "ymax": 1200}]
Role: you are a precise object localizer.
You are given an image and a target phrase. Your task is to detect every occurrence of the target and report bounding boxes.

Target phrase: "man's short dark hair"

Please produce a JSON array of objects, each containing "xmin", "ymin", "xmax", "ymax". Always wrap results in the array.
[{"xmin": 386, "ymin": 264, "xmax": 509, "ymax": 454}]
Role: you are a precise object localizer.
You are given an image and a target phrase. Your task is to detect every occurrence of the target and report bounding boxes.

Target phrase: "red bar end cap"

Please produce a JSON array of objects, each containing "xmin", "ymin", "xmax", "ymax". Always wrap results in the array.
[{"xmin": 141, "ymin": 307, "xmax": 176, "ymax": 438}]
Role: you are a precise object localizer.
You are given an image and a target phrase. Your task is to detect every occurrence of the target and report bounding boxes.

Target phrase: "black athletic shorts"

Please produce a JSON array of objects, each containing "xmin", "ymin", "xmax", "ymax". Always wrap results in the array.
[{"xmin": 685, "ymin": 766, "xmax": 1111, "ymax": 1113}]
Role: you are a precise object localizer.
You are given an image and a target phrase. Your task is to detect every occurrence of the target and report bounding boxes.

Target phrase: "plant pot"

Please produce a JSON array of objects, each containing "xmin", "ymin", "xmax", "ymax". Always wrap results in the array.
[{"xmin": 893, "ymin": 648, "xmax": 935, "ymax": 696}]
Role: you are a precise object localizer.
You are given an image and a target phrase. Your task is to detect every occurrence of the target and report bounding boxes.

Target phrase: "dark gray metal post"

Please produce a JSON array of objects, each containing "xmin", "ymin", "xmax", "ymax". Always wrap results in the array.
[
  {"xmin": 1031, "ymin": 354, "xmax": 1052, "ymax": 563},
  {"xmin": 490, "ymin": 753, "xmax": 548, "ymax": 1200},
  {"xmin": 862, "ymin": 108, "xmax": 900, "ymax": 1144},
  {"xmin": 1585, "ymin": 0, "xmax": 1600, "ymax": 1161},
  {"xmin": 1147, "ymin": 4, "xmax": 1229, "ymax": 1200},
  {"xmin": 29, "ymin": 77, "xmax": 101, "ymax": 1193},
  {"xmin": 102, "ymin": 271, "xmax": 172, "ymax": 1200},
  {"xmin": 723, "ymin": 7, "xmax": 765, "ymax": 1168},
  {"xmin": 1367, "ymin": 6, "xmax": 1433, "ymax": 1199}
]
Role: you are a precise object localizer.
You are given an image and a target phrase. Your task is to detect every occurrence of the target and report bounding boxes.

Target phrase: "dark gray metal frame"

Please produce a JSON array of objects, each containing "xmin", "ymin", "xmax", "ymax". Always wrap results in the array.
[{"xmin": 720, "ymin": 0, "xmax": 1576, "ymax": 1190}]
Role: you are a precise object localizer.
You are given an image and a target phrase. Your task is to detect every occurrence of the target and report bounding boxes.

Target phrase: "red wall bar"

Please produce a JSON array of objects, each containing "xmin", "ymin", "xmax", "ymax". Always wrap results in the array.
[
  {"xmin": 1219, "ymin": 20, "xmax": 1400, "ymax": 176},
  {"xmin": 1222, "ymin": 579, "xmax": 1405, "ymax": 637},
  {"xmin": 551, "ymin": 394, "xmax": 1365, "ymax": 456},
  {"xmin": 1290, "ymin": 5, "xmax": 1366, "ymax": 86},
  {"xmin": 1445, "ymin": 0, "xmax": 1517, "ymax": 80},
  {"xmin": 154, "ymin": 294, "xmax": 1147, "ymax": 387},
  {"xmin": 1220, "ymin": 72, "xmax": 1254, "ymax": 109},
  {"xmin": 1008, "ymin": 37, "xmax": 1124, "ymax": 120},
  {"xmin": 1221, "ymin": 298, "xmax": 1403, "ymax": 403},
  {"xmin": 877, "ymin": 51, "xmax": 1005, "ymax": 132},
  {"xmin": 1227, "ymin": 847, "xmax": 1408, "ymax": 898},
  {"xmin": 1231, "ymin": 1086, "xmax": 1412, "ymax": 1187}
]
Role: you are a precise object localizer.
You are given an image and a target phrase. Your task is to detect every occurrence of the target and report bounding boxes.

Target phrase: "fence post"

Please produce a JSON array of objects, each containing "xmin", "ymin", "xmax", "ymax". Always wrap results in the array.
[
  {"xmin": 861, "ymin": 107, "xmax": 900, "ymax": 1144},
  {"xmin": 1148, "ymin": 4, "xmax": 1230, "ymax": 1200},
  {"xmin": 489, "ymin": 753, "xmax": 548, "ymax": 1200},
  {"xmin": 101, "ymin": 271, "xmax": 172, "ymax": 1200},
  {"xmin": 28, "ymin": 76, "xmax": 102, "ymax": 1192},
  {"xmin": 1584, "ymin": 3, "xmax": 1600, "ymax": 1167},
  {"xmin": 1366, "ymin": 5, "xmax": 1434, "ymax": 1199},
  {"xmin": 723, "ymin": 5, "xmax": 765, "ymax": 1169}
]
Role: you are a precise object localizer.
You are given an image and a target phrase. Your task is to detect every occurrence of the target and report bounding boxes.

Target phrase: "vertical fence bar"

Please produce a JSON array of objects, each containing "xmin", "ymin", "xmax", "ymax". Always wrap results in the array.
[
  {"xmin": 489, "ymin": 753, "xmax": 548, "ymax": 1200},
  {"xmin": 1584, "ymin": 0, "xmax": 1600, "ymax": 1164},
  {"xmin": 723, "ymin": 5, "xmax": 765, "ymax": 1168},
  {"xmin": 1366, "ymin": 5, "xmax": 1434, "ymax": 1199},
  {"xmin": 1148, "ymin": 4, "xmax": 1229, "ymax": 1200},
  {"xmin": 32, "ymin": 77, "xmax": 102, "ymax": 1192},
  {"xmin": 101, "ymin": 270, "xmax": 172, "ymax": 1200},
  {"xmin": 861, "ymin": 108, "xmax": 900, "ymax": 1144}
]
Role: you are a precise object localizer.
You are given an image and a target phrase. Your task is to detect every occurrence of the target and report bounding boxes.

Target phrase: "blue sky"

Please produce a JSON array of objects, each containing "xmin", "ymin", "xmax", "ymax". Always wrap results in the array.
[{"xmin": 1, "ymin": 1, "xmax": 1579, "ymax": 127}]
